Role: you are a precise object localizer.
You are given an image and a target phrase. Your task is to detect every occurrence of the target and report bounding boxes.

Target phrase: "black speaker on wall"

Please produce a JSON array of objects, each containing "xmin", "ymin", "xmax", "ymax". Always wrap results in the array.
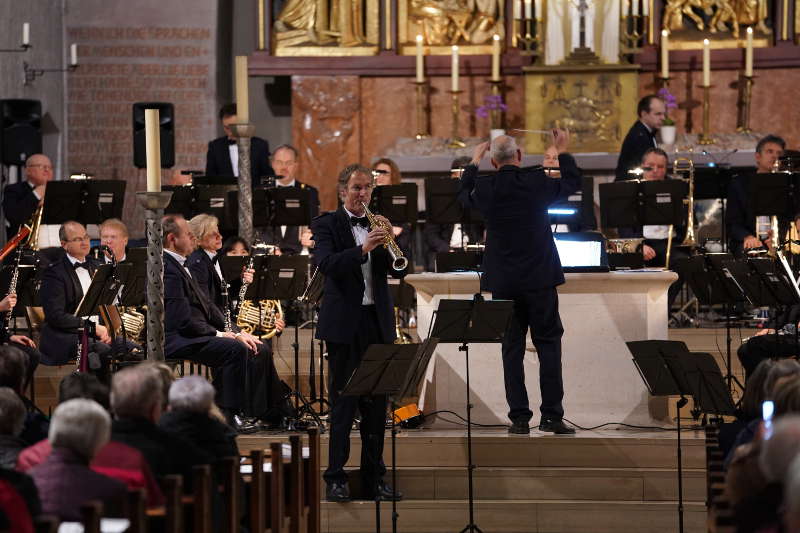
[
  {"xmin": 132, "ymin": 102, "xmax": 175, "ymax": 169},
  {"xmin": 0, "ymin": 99, "xmax": 43, "ymax": 166}
]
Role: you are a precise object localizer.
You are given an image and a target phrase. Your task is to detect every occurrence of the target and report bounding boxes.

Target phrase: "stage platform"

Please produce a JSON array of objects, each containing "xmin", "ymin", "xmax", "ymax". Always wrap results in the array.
[{"xmin": 238, "ymin": 427, "xmax": 708, "ymax": 533}]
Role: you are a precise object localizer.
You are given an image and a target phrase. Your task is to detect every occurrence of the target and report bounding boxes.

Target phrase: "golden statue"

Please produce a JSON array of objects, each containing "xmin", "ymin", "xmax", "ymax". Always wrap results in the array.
[
  {"xmin": 275, "ymin": 0, "xmax": 366, "ymax": 46},
  {"xmin": 663, "ymin": 0, "xmax": 710, "ymax": 31},
  {"xmin": 708, "ymin": 0, "xmax": 740, "ymax": 37},
  {"xmin": 410, "ymin": 0, "xmax": 503, "ymax": 45},
  {"xmin": 662, "ymin": 0, "xmax": 770, "ymax": 35},
  {"xmin": 734, "ymin": 0, "xmax": 771, "ymax": 32}
]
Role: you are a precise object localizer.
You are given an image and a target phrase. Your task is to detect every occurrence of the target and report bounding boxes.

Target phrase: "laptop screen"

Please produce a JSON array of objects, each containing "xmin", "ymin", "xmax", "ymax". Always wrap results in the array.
[{"xmin": 553, "ymin": 232, "xmax": 607, "ymax": 268}]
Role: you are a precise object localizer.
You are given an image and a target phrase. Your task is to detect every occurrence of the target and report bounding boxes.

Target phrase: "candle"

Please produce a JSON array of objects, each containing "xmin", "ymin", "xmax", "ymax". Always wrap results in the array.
[
  {"xmin": 22, "ymin": 23, "xmax": 29, "ymax": 46},
  {"xmin": 70, "ymin": 43, "xmax": 78, "ymax": 66},
  {"xmin": 235, "ymin": 55, "xmax": 249, "ymax": 124},
  {"xmin": 534, "ymin": 0, "xmax": 542, "ymax": 19},
  {"xmin": 702, "ymin": 38, "xmax": 710, "ymax": 86},
  {"xmin": 642, "ymin": 0, "xmax": 649, "ymax": 16},
  {"xmin": 144, "ymin": 109, "xmax": 162, "ymax": 193},
  {"xmin": 661, "ymin": 30, "xmax": 669, "ymax": 78},
  {"xmin": 415, "ymin": 35, "xmax": 424, "ymax": 82},
  {"xmin": 632, "ymin": 0, "xmax": 639, "ymax": 16},
  {"xmin": 451, "ymin": 45, "xmax": 459, "ymax": 92},
  {"xmin": 745, "ymin": 26, "xmax": 753, "ymax": 77},
  {"xmin": 491, "ymin": 34, "xmax": 501, "ymax": 81},
  {"xmin": 523, "ymin": 0, "xmax": 532, "ymax": 18}
]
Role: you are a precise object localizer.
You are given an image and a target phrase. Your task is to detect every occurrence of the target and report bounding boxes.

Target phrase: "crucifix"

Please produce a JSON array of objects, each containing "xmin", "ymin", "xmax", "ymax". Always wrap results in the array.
[{"xmin": 565, "ymin": 0, "xmax": 599, "ymax": 64}]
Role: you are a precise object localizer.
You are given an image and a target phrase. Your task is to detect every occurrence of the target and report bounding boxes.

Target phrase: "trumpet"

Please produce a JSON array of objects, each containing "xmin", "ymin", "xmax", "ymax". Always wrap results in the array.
[{"xmin": 360, "ymin": 201, "xmax": 408, "ymax": 271}]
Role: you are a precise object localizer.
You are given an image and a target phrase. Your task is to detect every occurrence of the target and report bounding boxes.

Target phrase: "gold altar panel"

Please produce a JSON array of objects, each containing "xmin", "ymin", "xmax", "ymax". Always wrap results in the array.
[
  {"xmin": 398, "ymin": 0, "xmax": 505, "ymax": 49},
  {"xmin": 661, "ymin": 0, "xmax": 773, "ymax": 49},
  {"xmin": 274, "ymin": 0, "xmax": 381, "ymax": 54},
  {"xmin": 523, "ymin": 66, "xmax": 639, "ymax": 154},
  {"xmin": 291, "ymin": 76, "xmax": 363, "ymax": 211}
]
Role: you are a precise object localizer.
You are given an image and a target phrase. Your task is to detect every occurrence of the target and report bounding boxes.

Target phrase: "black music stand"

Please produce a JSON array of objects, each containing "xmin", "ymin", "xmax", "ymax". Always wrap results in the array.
[
  {"xmin": 118, "ymin": 248, "xmax": 147, "ymax": 307},
  {"xmin": 41, "ymin": 180, "xmax": 126, "ymax": 226},
  {"xmin": 430, "ymin": 296, "xmax": 514, "ymax": 533},
  {"xmin": 341, "ymin": 341, "xmax": 433, "ymax": 533},
  {"xmin": 425, "ymin": 178, "xmax": 484, "ymax": 250},
  {"xmin": 548, "ymin": 176, "xmax": 596, "ymax": 230},
  {"xmin": 300, "ymin": 267, "xmax": 327, "ymax": 416},
  {"xmin": 749, "ymin": 172, "xmax": 800, "ymax": 254},
  {"xmin": 628, "ymin": 340, "xmax": 735, "ymax": 533},
  {"xmin": 693, "ymin": 167, "xmax": 732, "ymax": 250},
  {"xmin": 163, "ymin": 183, "xmax": 239, "ymax": 232},
  {"xmin": 0, "ymin": 264, "xmax": 37, "ymax": 329},
  {"xmin": 370, "ymin": 183, "xmax": 418, "ymax": 226},
  {"xmin": 435, "ymin": 251, "xmax": 483, "ymax": 273}
]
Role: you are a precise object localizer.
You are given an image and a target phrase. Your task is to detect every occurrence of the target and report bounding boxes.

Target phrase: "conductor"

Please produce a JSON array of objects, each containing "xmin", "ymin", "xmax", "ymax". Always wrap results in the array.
[{"xmin": 459, "ymin": 131, "xmax": 580, "ymax": 435}]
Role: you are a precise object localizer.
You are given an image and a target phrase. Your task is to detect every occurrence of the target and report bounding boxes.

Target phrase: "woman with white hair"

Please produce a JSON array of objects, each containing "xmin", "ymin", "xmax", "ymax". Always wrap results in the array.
[
  {"xmin": 158, "ymin": 376, "xmax": 238, "ymax": 458},
  {"xmin": 28, "ymin": 398, "xmax": 126, "ymax": 521}
]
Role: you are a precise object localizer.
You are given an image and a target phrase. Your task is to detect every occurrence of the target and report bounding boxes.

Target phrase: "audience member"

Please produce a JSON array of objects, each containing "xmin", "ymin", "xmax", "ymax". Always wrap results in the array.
[
  {"xmin": 784, "ymin": 457, "xmax": 800, "ymax": 532},
  {"xmin": 0, "ymin": 467, "xmax": 40, "ymax": 532},
  {"xmin": 0, "ymin": 346, "xmax": 48, "ymax": 445},
  {"xmin": 0, "ymin": 388, "xmax": 27, "ymax": 468},
  {"xmin": 29, "ymin": 399, "xmax": 126, "ymax": 521},
  {"xmin": 718, "ymin": 359, "xmax": 774, "ymax": 458},
  {"xmin": 158, "ymin": 376, "xmax": 238, "ymax": 460}
]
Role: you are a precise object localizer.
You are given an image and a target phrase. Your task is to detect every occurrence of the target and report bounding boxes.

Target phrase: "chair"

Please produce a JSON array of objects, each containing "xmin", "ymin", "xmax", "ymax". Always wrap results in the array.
[
  {"xmin": 249, "ymin": 449, "xmax": 267, "ymax": 533},
  {"xmin": 79, "ymin": 500, "xmax": 103, "ymax": 533}
]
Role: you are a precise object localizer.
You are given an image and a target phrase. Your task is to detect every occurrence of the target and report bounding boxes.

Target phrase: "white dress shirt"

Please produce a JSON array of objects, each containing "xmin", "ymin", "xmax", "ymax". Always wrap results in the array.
[
  {"xmin": 165, "ymin": 249, "xmax": 192, "ymax": 278},
  {"xmin": 204, "ymin": 249, "xmax": 224, "ymax": 282},
  {"xmin": 276, "ymin": 179, "xmax": 296, "ymax": 238},
  {"xmin": 344, "ymin": 206, "xmax": 374, "ymax": 305},
  {"xmin": 228, "ymin": 142, "xmax": 239, "ymax": 177},
  {"xmin": 66, "ymin": 254, "xmax": 96, "ymax": 322}
]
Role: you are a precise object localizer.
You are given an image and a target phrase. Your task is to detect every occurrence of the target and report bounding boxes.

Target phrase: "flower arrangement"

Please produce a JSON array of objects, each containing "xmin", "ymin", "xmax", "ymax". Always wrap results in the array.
[
  {"xmin": 475, "ymin": 94, "xmax": 507, "ymax": 119},
  {"xmin": 657, "ymin": 87, "xmax": 677, "ymax": 126}
]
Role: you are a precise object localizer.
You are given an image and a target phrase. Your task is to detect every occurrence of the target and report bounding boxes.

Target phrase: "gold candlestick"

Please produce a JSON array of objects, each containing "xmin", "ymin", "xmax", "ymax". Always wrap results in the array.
[
  {"xmin": 698, "ymin": 85, "xmax": 714, "ymax": 145},
  {"xmin": 516, "ymin": 18, "xmax": 542, "ymax": 56},
  {"xmin": 657, "ymin": 76, "xmax": 670, "ymax": 91},
  {"xmin": 412, "ymin": 81, "xmax": 430, "ymax": 140},
  {"xmin": 736, "ymin": 75, "xmax": 755, "ymax": 134},
  {"xmin": 447, "ymin": 90, "xmax": 465, "ymax": 148},
  {"xmin": 488, "ymin": 80, "xmax": 504, "ymax": 130}
]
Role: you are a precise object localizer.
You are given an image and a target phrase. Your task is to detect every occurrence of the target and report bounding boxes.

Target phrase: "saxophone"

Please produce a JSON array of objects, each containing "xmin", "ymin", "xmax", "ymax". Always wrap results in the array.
[
  {"xmin": 235, "ymin": 252, "xmax": 284, "ymax": 339},
  {"xmin": 360, "ymin": 201, "xmax": 408, "ymax": 271}
]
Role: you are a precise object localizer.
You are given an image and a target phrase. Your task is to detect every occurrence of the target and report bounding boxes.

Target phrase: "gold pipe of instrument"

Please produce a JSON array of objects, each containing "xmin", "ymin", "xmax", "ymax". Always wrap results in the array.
[
  {"xmin": 665, "ymin": 224, "xmax": 674, "ymax": 270},
  {"xmin": 26, "ymin": 204, "xmax": 43, "ymax": 250},
  {"xmin": 361, "ymin": 201, "xmax": 408, "ymax": 271},
  {"xmin": 673, "ymin": 157, "xmax": 696, "ymax": 248}
]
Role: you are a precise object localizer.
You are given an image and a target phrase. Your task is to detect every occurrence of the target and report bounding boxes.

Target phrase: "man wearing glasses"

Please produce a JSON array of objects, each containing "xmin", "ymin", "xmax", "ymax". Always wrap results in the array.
[
  {"xmin": 2, "ymin": 154, "xmax": 59, "ymax": 246},
  {"xmin": 38, "ymin": 221, "xmax": 114, "ymax": 380}
]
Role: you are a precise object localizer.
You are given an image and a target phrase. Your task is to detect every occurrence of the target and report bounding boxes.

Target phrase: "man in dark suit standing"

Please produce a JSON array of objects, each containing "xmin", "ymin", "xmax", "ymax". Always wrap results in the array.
[
  {"xmin": 258, "ymin": 144, "xmax": 320, "ymax": 255},
  {"xmin": 2, "ymin": 154, "xmax": 54, "ymax": 242},
  {"xmin": 204, "ymin": 104, "xmax": 274, "ymax": 188},
  {"xmin": 614, "ymin": 95, "xmax": 666, "ymax": 181},
  {"xmin": 38, "ymin": 221, "xmax": 113, "ymax": 375},
  {"xmin": 459, "ymin": 131, "xmax": 579, "ymax": 435},
  {"xmin": 312, "ymin": 164, "xmax": 407, "ymax": 502}
]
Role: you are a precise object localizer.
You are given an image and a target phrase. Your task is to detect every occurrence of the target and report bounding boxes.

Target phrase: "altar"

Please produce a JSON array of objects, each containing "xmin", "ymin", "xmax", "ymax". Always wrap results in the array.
[{"xmin": 405, "ymin": 270, "xmax": 679, "ymax": 428}]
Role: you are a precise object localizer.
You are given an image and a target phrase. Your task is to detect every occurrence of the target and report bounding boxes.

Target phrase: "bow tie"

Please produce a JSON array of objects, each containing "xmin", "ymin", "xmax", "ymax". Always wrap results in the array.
[
  {"xmin": 228, "ymin": 139, "xmax": 236, "ymax": 145},
  {"xmin": 351, "ymin": 216, "xmax": 370, "ymax": 229},
  {"xmin": 73, "ymin": 261, "xmax": 90, "ymax": 271}
]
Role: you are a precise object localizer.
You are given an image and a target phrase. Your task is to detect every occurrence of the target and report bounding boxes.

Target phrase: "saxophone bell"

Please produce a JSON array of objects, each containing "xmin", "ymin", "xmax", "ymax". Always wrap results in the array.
[{"xmin": 360, "ymin": 201, "xmax": 408, "ymax": 272}]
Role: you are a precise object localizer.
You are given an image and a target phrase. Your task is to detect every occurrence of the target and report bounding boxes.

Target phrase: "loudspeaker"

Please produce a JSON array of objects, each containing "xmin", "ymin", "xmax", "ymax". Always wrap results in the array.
[
  {"xmin": 0, "ymin": 99, "xmax": 42, "ymax": 166},
  {"xmin": 132, "ymin": 102, "xmax": 175, "ymax": 169}
]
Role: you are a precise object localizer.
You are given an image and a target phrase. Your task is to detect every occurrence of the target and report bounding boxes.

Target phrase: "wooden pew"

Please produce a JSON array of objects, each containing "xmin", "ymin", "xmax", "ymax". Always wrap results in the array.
[
  {"xmin": 288, "ymin": 435, "xmax": 307, "ymax": 533},
  {"xmin": 32, "ymin": 515, "xmax": 59, "ymax": 533},
  {"xmin": 306, "ymin": 428, "xmax": 321, "ymax": 533},
  {"xmin": 219, "ymin": 456, "xmax": 240, "ymax": 533},
  {"xmin": 125, "ymin": 488, "xmax": 147, "ymax": 533},
  {"xmin": 192, "ymin": 464, "xmax": 213, "ymax": 533},
  {"xmin": 250, "ymin": 449, "xmax": 267, "ymax": 533},
  {"xmin": 79, "ymin": 501, "xmax": 103, "ymax": 533},
  {"xmin": 269, "ymin": 442, "xmax": 287, "ymax": 533}
]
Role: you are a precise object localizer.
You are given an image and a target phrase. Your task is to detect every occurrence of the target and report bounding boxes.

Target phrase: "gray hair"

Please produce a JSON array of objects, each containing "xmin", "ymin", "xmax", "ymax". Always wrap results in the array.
[
  {"xmin": 758, "ymin": 414, "xmax": 800, "ymax": 483},
  {"xmin": 49, "ymin": 398, "xmax": 110, "ymax": 460},
  {"xmin": 0, "ymin": 387, "xmax": 26, "ymax": 436},
  {"xmin": 168, "ymin": 376, "xmax": 215, "ymax": 413},
  {"xmin": 490, "ymin": 136, "xmax": 520, "ymax": 165},
  {"xmin": 337, "ymin": 164, "xmax": 372, "ymax": 194},
  {"xmin": 58, "ymin": 220, "xmax": 83, "ymax": 243},
  {"xmin": 110, "ymin": 364, "xmax": 164, "ymax": 418},
  {"xmin": 272, "ymin": 144, "xmax": 299, "ymax": 159},
  {"xmin": 161, "ymin": 215, "xmax": 185, "ymax": 247}
]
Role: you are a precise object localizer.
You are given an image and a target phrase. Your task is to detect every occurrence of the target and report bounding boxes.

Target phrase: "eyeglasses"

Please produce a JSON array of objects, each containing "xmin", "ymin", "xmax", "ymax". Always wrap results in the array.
[
  {"xmin": 64, "ymin": 235, "xmax": 90, "ymax": 243},
  {"xmin": 28, "ymin": 164, "xmax": 53, "ymax": 171}
]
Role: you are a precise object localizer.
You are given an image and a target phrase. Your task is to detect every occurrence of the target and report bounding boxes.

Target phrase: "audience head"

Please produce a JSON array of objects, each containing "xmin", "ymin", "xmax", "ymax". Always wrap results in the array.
[
  {"xmin": 58, "ymin": 372, "xmax": 110, "ymax": 410},
  {"xmin": 758, "ymin": 414, "xmax": 800, "ymax": 483},
  {"xmin": 755, "ymin": 134, "xmax": 786, "ymax": 173},
  {"xmin": 110, "ymin": 365, "xmax": 164, "ymax": 423},
  {"xmin": 189, "ymin": 214, "xmax": 222, "ymax": 254},
  {"xmin": 337, "ymin": 164, "xmax": 373, "ymax": 215},
  {"xmin": 59, "ymin": 221, "xmax": 91, "ymax": 261},
  {"xmin": 764, "ymin": 359, "xmax": 800, "ymax": 401},
  {"xmin": 490, "ymin": 135, "xmax": 522, "ymax": 168},
  {"xmin": 785, "ymin": 456, "xmax": 800, "ymax": 531},
  {"xmin": 0, "ymin": 346, "xmax": 27, "ymax": 394},
  {"xmin": 0, "ymin": 387, "xmax": 26, "ymax": 437},
  {"xmin": 138, "ymin": 361, "xmax": 175, "ymax": 411},
  {"xmin": 219, "ymin": 103, "xmax": 238, "ymax": 140},
  {"xmin": 742, "ymin": 359, "xmax": 777, "ymax": 420},
  {"xmin": 162, "ymin": 215, "xmax": 196, "ymax": 257},
  {"xmin": 637, "ymin": 95, "xmax": 666, "ymax": 130},
  {"xmin": 222, "ymin": 236, "xmax": 251, "ymax": 256},
  {"xmin": 641, "ymin": 148, "xmax": 669, "ymax": 181},
  {"xmin": 25, "ymin": 154, "xmax": 54, "ymax": 186},
  {"xmin": 272, "ymin": 145, "xmax": 300, "ymax": 185},
  {"xmin": 450, "ymin": 156, "xmax": 472, "ymax": 179},
  {"xmin": 774, "ymin": 376, "xmax": 800, "ymax": 417},
  {"xmin": 49, "ymin": 398, "xmax": 110, "ymax": 461},
  {"xmin": 168, "ymin": 376, "xmax": 215, "ymax": 414},
  {"xmin": 372, "ymin": 158, "xmax": 401, "ymax": 186},
  {"xmin": 99, "ymin": 218, "xmax": 129, "ymax": 262}
]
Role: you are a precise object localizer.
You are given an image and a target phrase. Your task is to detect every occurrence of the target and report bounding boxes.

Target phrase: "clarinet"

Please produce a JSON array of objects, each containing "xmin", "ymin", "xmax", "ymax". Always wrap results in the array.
[
  {"xmin": 3, "ymin": 248, "xmax": 24, "ymax": 330},
  {"xmin": 220, "ymin": 270, "xmax": 233, "ymax": 333}
]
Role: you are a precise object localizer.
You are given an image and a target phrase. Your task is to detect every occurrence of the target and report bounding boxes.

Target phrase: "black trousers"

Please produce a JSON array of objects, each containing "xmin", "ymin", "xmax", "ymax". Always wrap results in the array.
[
  {"xmin": 738, "ymin": 333, "xmax": 800, "ymax": 380},
  {"xmin": 495, "ymin": 287, "xmax": 565, "ymax": 423},
  {"xmin": 7, "ymin": 342, "xmax": 41, "ymax": 388},
  {"xmin": 171, "ymin": 337, "xmax": 247, "ymax": 412},
  {"xmin": 323, "ymin": 305, "xmax": 387, "ymax": 486},
  {"xmin": 244, "ymin": 343, "xmax": 289, "ymax": 422}
]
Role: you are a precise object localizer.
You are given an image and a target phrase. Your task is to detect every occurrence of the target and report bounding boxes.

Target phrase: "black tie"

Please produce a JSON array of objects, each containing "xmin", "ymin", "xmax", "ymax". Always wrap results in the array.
[
  {"xmin": 73, "ymin": 261, "xmax": 90, "ymax": 271},
  {"xmin": 228, "ymin": 139, "xmax": 236, "ymax": 146},
  {"xmin": 351, "ymin": 216, "xmax": 369, "ymax": 229}
]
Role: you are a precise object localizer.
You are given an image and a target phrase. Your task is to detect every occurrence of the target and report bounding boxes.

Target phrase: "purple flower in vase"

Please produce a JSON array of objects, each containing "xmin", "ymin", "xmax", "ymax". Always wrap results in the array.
[
  {"xmin": 476, "ymin": 94, "xmax": 508, "ymax": 119},
  {"xmin": 657, "ymin": 87, "xmax": 678, "ymax": 110}
]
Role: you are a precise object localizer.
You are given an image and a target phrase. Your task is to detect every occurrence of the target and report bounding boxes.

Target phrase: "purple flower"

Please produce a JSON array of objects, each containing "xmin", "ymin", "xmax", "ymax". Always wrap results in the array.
[
  {"xmin": 657, "ymin": 87, "xmax": 678, "ymax": 109},
  {"xmin": 475, "ymin": 94, "xmax": 508, "ymax": 119}
]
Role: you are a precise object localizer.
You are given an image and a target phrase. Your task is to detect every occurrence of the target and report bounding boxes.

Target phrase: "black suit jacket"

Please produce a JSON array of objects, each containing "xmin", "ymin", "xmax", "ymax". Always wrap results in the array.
[
  {"xmin": 311, "ymin": 208, "xmax": 406, "ymax": 344},
  {"xmin": 726, "ymin": 172, "xmax": 756, "ymax": 256},
  {"xmin": 458, "ymin": 155, "xmax": 581, "ymax": 295},
  {"xmin": 186, "ymin": 249, "xmax": 225, "ymax": 310},
  {"xmin": 39, "ymin": 255, "xmax": 100, "ymax": 365},
  {"xmin": 164, "ymin": 253, "xmax": 228, "ymax": 356},
  {"xmin": 258, "ymin": 180, "xmax": 321, "ymax": 255},
  {"xmin": 2, "ymin": 181, "xmax": 39, "ymax": 238},
  {"xmin": 615, "ymin": 121, "xmax": 657, "ymax": 181},
  {"xmin": 204, "ymin": 136, "xmax": 274, "ymax": 188}
]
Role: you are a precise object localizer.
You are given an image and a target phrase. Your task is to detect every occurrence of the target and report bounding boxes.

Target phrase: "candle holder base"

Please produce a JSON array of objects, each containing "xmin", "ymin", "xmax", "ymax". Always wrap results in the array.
[
  {"xmin": 412, "ymin": 81, "xmax": 430, "ymax": 140},
  {"xmin": 447, "ymin": 138, "xmax": 467, "ymax": 148},
  {"xmin": 735, "ymin": 74, "xmax": 755, "ymax": 135},
  {"xmin": 698, "ymin": 84, "xmax": 715, "ymax": 146},
  {"xmin": 657, "ymin": 76, "xmax": 670, "ymax": 90},
  {"xmin": 415, "ymin": 133, "xmax": 430, "ymax": 140},
  {"xmin": 136, "ymin": 191, "xmax": 173, "ymax": 210},
  {"xmin": 447, "ymin": 90, "xmax": 464, "ymax": 150},
  {"xmin": 697, "ymin": 135, "xmax": 716, "ymax": 145}
]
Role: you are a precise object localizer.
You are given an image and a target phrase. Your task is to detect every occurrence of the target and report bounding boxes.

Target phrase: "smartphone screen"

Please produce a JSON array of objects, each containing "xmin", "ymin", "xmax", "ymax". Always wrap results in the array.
[{"xmin": 763, "ymin": 400, "xmax": 775, "ymax": 439}]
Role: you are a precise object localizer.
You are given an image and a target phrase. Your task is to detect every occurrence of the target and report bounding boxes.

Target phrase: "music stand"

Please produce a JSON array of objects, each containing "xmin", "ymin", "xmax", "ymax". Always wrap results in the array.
[
  {"xmin": 430, "ymin": 297, "xmax": 514, "ymax": 533},
  {"xmin": 548, "ymin": 176, "xmax": 596, "ymax": 230},
  {"xmin": 435, "ymin": 251, "xmax": 483, "ymax": 273},
  {"xmin": 300, "ymin": 267, "xmax": 327, "ymax": 416},
  {"xmin": 163, "ymin": 183, "xmax": 239, "ymax": 232},
  {"xmin": 370, "ymin": 184, "xmax": 418, "ymax": 226},
  {"xmin": 0, "ymin": 264, "xmax": 37, "ymax": 329},
  {"xmin": 118, "ymin": 248, "xmax": 147, "ymax": 307},
  {"xmin": 425, "ymin": 178, "xmax": 483, "ymax": 250},
  {"xmin": 750, "ymin": 172, "xmax": 800, "ymax": 252},
  {"xmin": 41, "ymin": 180, "xmax": 126, "ymax": 226},
  {"xmin": 693, "ymin": 167, "xmax": 732, "ymax": 250},
  {"xmin": 341, "ymin": 341, "xmax": 433, "ymax": 533},
  {"xmin": 628, "ymin": 340, "xmax": 736, "ymax": 533}
]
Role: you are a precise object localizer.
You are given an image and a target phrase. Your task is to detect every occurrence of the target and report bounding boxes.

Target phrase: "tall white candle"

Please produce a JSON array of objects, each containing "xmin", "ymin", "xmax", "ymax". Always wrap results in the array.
[
  {"xmin": 642, "ymin": 0, "xmax": 649, "ymax": 16},
  {"xmin": 632, "ymin": 0, "xmax": 639, "ymax": 16},
  {"xmin": 415, "ymin": 35, "xmax": 425, "ymax": 82},
  {"xmin": 513, "ymin": 0, "xmax": 521, "ymax": 19},
  {"xmin": 661, "ymin": 30, "xmax": 669, "ymax": 78},
  {"xmin": 451, "ymin": 45, "xmax": 459, "ymax": 92},
  {"xmin": 702, "ymin": 38, "xmax": 710, "ymax": 86},
  {"xmin": 234, "ymin": 55, "xmax": 249, "ymax": 123},
  {"xmin": 745, "ymin": 26, "xmax": 754, "ymax": 77},
  {"xmin": 491, "ymin": 34, "xmax": 501, "ymax": 81},
  {"xmin": 523, "ymin": 0, "xmax": 532, "ymax": 18},
  {"xmin": 534, "ymin": 0, "xmax": 542, "ymax": 19},
  {"xmin": 22, "ymin": 23, "xmax": 29, "ymax": 46},
  {"xmin": 70, "ymin": 43, "xmax": 78, "ymax": 66},
  {"xmin": 144, "ymin": 109, "xmax": 162, "ymax": 193}
]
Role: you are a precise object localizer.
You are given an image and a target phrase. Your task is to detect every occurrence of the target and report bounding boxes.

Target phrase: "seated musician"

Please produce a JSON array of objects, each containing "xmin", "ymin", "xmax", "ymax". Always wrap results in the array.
[
  {"xmin": 38, "ymin": 221, "xmax": 117, "ymax": 379},
  {"xmin": 372, "ymin": 158, "xmax": 413, "ymax": 265},
  {"xmin": 619, "ymin": 148, "xmax": 688, "ymax": 310},
  {"xmin": 257, "ymin": 145, "xmax": 319, "ymax": 256},
  {"xmin": 221, "ymin": 236, "xmax": 251, "ymax": 257},
  {"xmin": 726, "ymin": 134, "xmax": 786, "ymax": 256},
  {"xmin": 422, "ymin": 156, "xmax": 486, "ymax": 271},
  {"xmin": 163, "ymin": 215, "xmax": 288, "ymax": 427},
  {"xmin": 2, "ymin": 154, "xmax": 57, "ymax": 246},
  {"xmin": 98, "ymin": 218, "xmax": 128, "ymax": 263}
]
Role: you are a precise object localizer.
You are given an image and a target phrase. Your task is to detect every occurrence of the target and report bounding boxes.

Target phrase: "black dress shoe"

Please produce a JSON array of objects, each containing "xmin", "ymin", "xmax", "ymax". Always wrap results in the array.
[
  {"xmin": 326, "ymin": 481, "xmax": 351, "ymax": 502},
  {"xmin": 539, "ymin": 418, "xmax": 576, "ymax": 434},
  {"xmin": 508, "ymin": 420, "xmax": 531, "ymax": 435},
  {"xmin": 364, "ymin": 481, "xmax": 403, "ymax": 501}
]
